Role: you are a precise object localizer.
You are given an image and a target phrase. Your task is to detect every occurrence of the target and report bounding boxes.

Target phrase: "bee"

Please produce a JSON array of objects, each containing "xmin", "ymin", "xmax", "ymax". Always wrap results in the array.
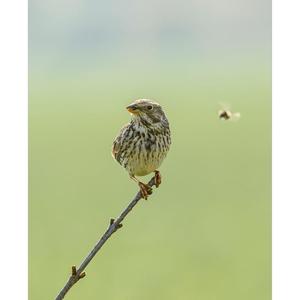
[{"xmin": 218, "ymin": 104, "xmax": 241, "ymax": 121}]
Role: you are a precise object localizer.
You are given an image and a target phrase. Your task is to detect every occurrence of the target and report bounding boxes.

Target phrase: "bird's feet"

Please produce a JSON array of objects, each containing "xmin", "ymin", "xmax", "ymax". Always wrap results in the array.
[
  {"xmin": 138, "ymin": 182, "xmax": 153, "ymax": 200},
  {"xmin": 154, "ymin": 170, "xmax": 162, "ymax": 188}
]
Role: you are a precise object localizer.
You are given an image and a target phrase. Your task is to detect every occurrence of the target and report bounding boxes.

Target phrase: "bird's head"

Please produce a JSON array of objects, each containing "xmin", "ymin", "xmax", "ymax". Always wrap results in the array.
[{"xmin": 126, "ymin": 99, "xmax": 169, "ymax": 129}]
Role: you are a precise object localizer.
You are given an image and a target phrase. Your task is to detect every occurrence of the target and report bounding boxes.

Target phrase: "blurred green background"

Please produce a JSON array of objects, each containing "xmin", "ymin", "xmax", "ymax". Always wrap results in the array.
[{"xmin": 29, "ymin": 1, "xmax": 271, "ymax": 299}]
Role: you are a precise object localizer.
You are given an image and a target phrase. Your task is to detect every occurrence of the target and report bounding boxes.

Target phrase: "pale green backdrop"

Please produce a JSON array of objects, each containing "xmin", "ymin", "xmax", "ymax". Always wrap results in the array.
[{"xmin": 29, "ymin": 1, "xmax": 271, "ymax": 299}]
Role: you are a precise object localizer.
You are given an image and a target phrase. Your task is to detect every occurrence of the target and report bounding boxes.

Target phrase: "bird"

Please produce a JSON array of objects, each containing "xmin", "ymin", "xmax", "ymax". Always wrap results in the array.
[{"xmin": 112, "ymin": 99, "xmax": 171, "ymax": 199}]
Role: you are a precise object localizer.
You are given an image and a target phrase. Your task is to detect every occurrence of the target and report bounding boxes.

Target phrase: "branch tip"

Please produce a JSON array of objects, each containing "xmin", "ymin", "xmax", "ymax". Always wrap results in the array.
[
  {"xmin": 79, "ymin": 272, "xmax": 86, "ymax": 279},
  {"xmin": 110, "ymin": 218, "xmax": 115, "ymax": 226},
  {"xmin": 71, "ymin": 266, "xmax": 77, "ymax": 276}
]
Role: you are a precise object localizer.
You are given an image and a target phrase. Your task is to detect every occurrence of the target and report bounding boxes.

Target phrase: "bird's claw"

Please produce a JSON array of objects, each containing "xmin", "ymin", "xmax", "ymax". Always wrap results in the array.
[
  {"xmin": 154, "ymin": 170, "xmax": 162, "ymax": 188},
  {"xmin": 138, "ymin": 182, "xmax": 152, "ymax": 200}
]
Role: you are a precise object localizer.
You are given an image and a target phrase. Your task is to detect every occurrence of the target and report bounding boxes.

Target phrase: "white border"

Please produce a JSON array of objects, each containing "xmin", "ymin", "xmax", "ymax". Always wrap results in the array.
[
  {"xmin": 1, "ymin": 0, "xmax": 300, "ymax": 299},
  {"xmin": 273, "ymin": 0, "xmax": 300, "ymax": 300},
  {"xmin": 0, "ymin": 0, "xmax": 28, "ymax": 299}
]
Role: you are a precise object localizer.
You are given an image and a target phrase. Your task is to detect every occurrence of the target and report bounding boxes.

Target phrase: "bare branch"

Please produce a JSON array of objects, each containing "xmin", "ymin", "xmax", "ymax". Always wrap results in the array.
[{"xmin": 55, "ymin": 176, "xmax": 157, "ymax": 300}]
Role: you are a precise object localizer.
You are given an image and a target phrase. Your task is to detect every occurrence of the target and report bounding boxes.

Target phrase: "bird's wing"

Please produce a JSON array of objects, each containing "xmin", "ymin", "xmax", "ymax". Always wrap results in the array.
[
  {"xmin": 112, "ymin": 124, "xmax": 128, "ymax": 160},
  {"xmin": 112, "ymin": 136, "xmax": 121, "ymax": 159}
]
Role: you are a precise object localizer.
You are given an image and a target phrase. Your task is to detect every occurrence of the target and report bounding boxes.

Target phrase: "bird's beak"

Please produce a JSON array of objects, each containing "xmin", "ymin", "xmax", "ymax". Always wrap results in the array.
[{"xmin": 126, "ymin": 104, "xmax": 139, "ymax": 114}]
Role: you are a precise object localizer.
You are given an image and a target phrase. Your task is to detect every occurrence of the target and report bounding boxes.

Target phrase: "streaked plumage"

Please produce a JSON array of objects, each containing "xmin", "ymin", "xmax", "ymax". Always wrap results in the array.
[{"xmin": 112, "ymin": 99, "xmax": 171, "ymax": 199}]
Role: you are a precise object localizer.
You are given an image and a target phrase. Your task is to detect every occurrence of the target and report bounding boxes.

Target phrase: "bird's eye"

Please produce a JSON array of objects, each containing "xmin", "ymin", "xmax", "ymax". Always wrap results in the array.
[{"xmin": 147, "ymin": 105, "xmax": 153, "ymax": 110}]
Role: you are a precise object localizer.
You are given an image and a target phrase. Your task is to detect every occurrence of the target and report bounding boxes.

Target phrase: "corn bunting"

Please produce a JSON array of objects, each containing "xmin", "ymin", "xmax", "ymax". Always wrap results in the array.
[{"xmin": 112, "ymin": 99, "xmax": 171, "ymax": 199}]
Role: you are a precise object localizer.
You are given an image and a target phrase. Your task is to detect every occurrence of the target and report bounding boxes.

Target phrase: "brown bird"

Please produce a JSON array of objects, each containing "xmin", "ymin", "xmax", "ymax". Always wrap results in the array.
[{"xmin": 112, "ymin": 99, "xmax": 171, "ymax": 199}]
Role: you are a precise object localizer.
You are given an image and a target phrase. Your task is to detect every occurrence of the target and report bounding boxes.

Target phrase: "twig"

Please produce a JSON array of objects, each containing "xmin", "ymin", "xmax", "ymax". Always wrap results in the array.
[{"xmin": 55, "ymin": 176, "xmax": 157, "ymax": 300}]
